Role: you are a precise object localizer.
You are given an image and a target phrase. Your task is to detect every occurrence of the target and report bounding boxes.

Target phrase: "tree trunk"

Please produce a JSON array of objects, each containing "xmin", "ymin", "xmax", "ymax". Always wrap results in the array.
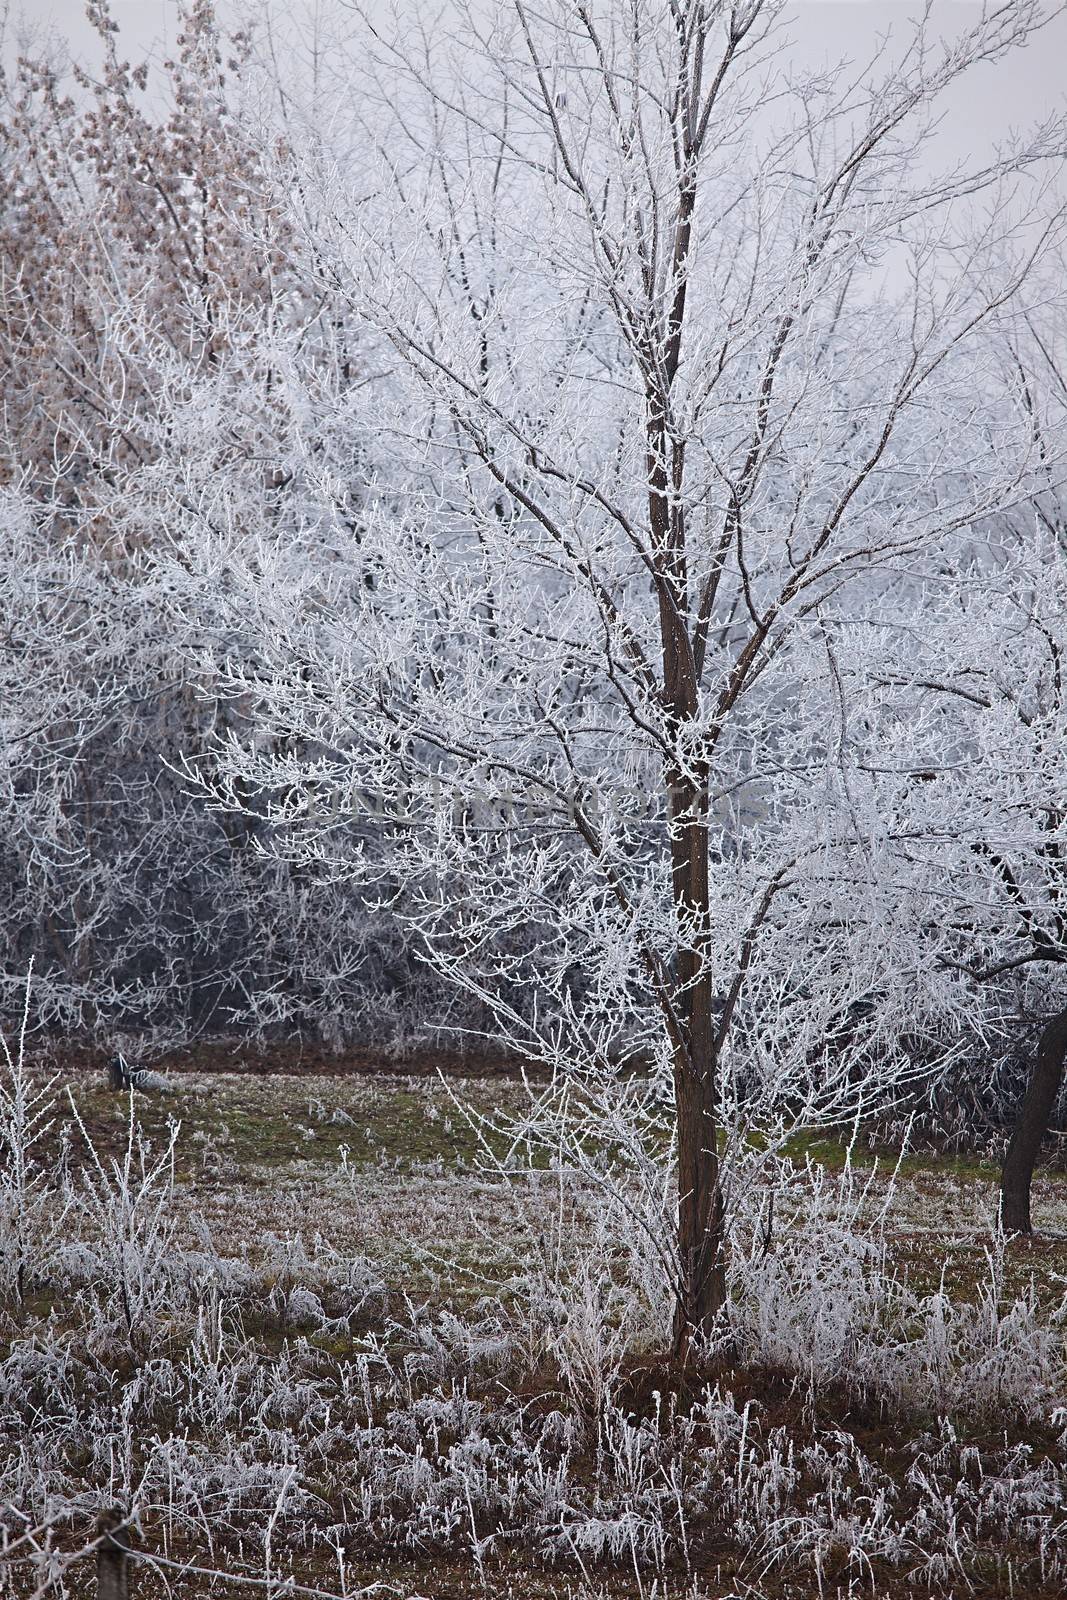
[
  {"xmin": 641, "ymin": 97, "xmax": 725, "ymax": 1356},
  {"xmin": 666, "ymin": 766, "xmax": 728, "ymax": 1361},
  {"xmin": 650, "ymin": 482, "xmax": 727, "ymax": 1356},
  {"xmin": 672, "ymin": 1043, "xmax": 727, "ymax": 1360},
  {"xmin": 95, "ymin": 1509, "xmax": 131, "ymax": 1600},
  {"xmin": 1001, "ymin": 1004, "xmax": 1067, "ymax": 1234}
]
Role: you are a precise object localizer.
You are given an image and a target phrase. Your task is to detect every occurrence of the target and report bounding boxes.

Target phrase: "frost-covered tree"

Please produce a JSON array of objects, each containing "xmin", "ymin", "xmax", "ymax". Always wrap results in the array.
[
  {"xmin": 0, "ymin": 1, "xmax": 430, "ymax": 1042},
  {"xmin": 813, "ymin": 296, "xmax": 1067, "ymax": 1233},
  {"xmin": 0, "ymin": 0, "xmax": 286, "ymax": 1032},
  {"xmin": 186, "ymin": 1, "xmax": 1067, "ymax": 1352}
]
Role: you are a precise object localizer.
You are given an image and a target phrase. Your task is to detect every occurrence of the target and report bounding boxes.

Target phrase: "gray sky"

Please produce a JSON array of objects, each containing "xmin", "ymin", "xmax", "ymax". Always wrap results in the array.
[{"xmin": 12, "ymin": 0, "xmax": 1067, "ymax": 170}]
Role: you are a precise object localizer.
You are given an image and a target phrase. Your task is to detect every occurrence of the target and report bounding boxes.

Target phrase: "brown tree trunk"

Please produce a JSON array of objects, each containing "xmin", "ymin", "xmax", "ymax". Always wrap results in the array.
[
  {"xmin": 1001, "ymin": 1005, "xmax": 1067, "ymax": 1234},
  {"xmin": 666, "ymin": 765, "xmax": 728, "ymax": 1360},
  {"xmin": 95, "ymin": 1509, "xmax": 131, "ymax": 1600},
  {"xmin": 648, "ymin": 406, "xmax": 728, "ymax": 1355},
  {"xmin": 641, "ymin": 59, "xmax": 726, "ymax": 1356},
  {"xmin": 672, "ymin": 1039, "xmax": 727, "ymax": 1359}
]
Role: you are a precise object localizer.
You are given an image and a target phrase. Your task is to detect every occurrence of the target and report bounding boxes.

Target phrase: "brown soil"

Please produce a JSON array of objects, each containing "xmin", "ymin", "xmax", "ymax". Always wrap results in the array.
[{"xmin": 33, "ymin": 1034, "xmax": 540, "ymax": 1080}]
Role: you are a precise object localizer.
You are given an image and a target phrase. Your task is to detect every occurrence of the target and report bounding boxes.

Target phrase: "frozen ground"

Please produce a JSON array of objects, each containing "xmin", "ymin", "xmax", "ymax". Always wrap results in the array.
[{"xmin": 2, "ymin": 1061, "xmax": 1065, "ymax": 1600}]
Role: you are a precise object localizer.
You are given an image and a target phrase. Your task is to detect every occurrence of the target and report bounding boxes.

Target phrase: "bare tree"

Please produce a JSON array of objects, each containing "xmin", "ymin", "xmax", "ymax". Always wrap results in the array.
[
  {"xmin": 168, "ymin": 0, "xmax": 1067, "ymax": 1355},
  {"xmin": 824, "ymin": 294, "xmax": 1067, "ymax": 1234}
]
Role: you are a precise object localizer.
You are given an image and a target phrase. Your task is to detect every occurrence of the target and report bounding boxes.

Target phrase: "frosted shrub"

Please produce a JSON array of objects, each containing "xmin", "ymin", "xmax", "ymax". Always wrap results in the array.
[
  {"xmin": 60, "ymin": 1093, "xmax": 182, "ymax": 1355},
  {"xmin": 873, "ymin": 1248, "xmax": 1066, "ymax": 1423},
  {"xmin": 549, "ymin": 1258, "xmax": 632, "ymax": 1427},
  {"xmin": 733, "ymin": 1213, "xmax": 892, "ymax": 1391},
  {"xmin": 0, "ymin": 984, "xmax": 65, "ymax": 1306},
  {"xmin": 720, "ymin": 1152, "xmax": 900, "ymax": 1392},
  {"xmin": 696, "ymin": 1143, "xmax": 1052, "ymax": 1424}
]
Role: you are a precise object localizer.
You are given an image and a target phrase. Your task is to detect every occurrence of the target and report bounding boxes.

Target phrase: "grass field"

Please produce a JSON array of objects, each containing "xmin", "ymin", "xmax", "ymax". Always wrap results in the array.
[
  {"xmin": 2, "ymin": 1058, "xmax": 1066, "ymax": 1600},
  {"xmin": 57, "ymin": 1064, "xmax": 1067, "ymax": 1298}
]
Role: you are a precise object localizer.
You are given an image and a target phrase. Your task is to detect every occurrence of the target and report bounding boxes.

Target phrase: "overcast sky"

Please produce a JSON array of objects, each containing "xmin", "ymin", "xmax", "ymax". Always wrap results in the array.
[{"xmin": 11, "ymin": 0, "xmax": 1067, "ymax": 173}]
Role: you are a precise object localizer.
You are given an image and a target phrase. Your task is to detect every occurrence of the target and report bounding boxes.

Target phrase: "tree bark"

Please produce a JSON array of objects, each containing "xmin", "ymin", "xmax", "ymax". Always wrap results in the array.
[
  {"xmin": 672, "ymin": 1037, "xmax": 727, "ymax": 1359},
  {"xmin": 1001, "ymin": 1004, "xmax": 1067, "ymax": 1234},
  {"xmin": 645, "ymin": 9, "xmax": 728, "ymax": 1358},
  {"xmin": 648, "ymin": 400, "xmax": 728, "ymax": 1354},
  {"xmin": 666, "ymin": 766, "xmax": 728, "ymax": 1360},
  {"xmin": 95, "ymin": 1509, "xmax": 131, "ymax": 1600}
]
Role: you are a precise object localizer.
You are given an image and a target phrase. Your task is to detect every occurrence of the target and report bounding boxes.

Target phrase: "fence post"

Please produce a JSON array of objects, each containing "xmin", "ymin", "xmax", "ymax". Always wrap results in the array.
[{"xmin": 95, "ymin": 1508, "xmax": 130, "ymax": 1600}]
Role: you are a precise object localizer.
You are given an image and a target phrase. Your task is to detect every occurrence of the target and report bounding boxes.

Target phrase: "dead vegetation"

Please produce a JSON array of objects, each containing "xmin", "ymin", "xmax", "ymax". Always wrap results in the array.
[{"xmin": 1, "ymin": 1053, "xmax": 1065, "ymax": 1600}]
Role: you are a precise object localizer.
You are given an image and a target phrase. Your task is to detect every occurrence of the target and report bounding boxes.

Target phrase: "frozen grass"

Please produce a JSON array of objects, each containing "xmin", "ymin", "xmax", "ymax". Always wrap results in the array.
[{"xmin": 1, "ymin": 1057, "xmax": 1065, "ymax": 1600}]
